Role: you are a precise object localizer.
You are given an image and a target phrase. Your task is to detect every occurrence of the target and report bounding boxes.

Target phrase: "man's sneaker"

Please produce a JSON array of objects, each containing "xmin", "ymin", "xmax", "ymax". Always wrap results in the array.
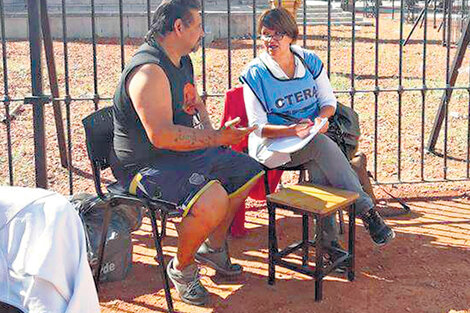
[
  {"xmin": 360, "ymin": 209, "xmax": 395, "ymax": 246},
  {"xmin": 195, "ymin": 241, "xmax": 243, "ymax": 276},
  {"xmin": 166, "ymin": 258, "xmax": 209, "ymax": 306},
  {"xmin": 323, "ymin": 240, "xmax": 347, "ymax": 273}
]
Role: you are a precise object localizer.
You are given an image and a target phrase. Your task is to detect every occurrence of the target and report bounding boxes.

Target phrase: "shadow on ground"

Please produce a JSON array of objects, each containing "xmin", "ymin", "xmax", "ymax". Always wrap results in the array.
[{"xmin": 98, "ymin": 196, "xmax": 470, "ymax": 313}]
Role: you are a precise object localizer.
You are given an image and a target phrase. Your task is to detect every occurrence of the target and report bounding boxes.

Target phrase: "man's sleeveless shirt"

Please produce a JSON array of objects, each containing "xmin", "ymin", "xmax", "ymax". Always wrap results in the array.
[{"xmin": 112, "ymin": 41, "xmax": 196, "ymax": 179}]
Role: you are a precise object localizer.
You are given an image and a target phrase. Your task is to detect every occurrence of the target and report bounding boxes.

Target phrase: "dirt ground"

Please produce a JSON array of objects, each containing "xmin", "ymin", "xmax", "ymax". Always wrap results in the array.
[{"xmin": 98, "ymin": 193, "xmax": 470, "ymax": 313}]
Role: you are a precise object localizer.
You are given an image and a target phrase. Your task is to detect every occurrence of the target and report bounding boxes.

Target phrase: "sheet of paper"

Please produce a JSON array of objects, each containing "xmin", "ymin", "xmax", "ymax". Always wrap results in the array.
[{"xmin": 266, "ymin": 118, "xmax": 327, "ymax": 154}]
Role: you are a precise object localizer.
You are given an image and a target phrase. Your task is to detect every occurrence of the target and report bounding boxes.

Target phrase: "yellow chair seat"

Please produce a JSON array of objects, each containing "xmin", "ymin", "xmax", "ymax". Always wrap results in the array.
[{"xmin": 266, "ymin": 183, "xmax": 359, "ymax": 216}]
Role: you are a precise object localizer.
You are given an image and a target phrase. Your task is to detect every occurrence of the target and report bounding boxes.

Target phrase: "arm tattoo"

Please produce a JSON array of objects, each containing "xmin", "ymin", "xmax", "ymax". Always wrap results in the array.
[{"xmin": 174, "ymin": 127, "xmax": 218, "ymax": 148}]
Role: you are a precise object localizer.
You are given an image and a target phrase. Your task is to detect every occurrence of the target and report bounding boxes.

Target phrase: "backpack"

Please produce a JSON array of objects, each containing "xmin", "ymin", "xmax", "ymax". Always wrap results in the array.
[
  {"xmin": 70, "ymin": 193, "xmax": 144, "ymax": 282},
  {"xmin": 299, "ymin": 52, "xmax": 361, "ymax": 160},
  {"xmin": 325, "ymin": 102, "xmax": 361, "ymax": 160}
]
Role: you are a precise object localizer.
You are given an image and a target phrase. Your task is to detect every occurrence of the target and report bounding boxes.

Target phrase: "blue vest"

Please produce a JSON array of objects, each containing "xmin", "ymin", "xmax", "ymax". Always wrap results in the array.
[{"xmin": 240, "ymin": 49, "xmax": 323, "ymax": 125}]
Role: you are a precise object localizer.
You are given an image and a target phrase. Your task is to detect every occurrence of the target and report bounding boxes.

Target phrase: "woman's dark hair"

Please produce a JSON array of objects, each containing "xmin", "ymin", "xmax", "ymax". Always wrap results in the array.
[
  {"xmin": 145, "ymin": 0, "xmax": 201, "ymax": 42},
  {"xmin": 257, "ymin": 7, "xmax": 298, "ymax": 42}
]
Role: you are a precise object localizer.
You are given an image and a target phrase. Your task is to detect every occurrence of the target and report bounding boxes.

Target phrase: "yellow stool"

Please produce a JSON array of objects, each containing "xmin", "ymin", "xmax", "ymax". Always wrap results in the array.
[{"xmin": 266, "ymin": 183, "xmax": 359, "ymax": 301}]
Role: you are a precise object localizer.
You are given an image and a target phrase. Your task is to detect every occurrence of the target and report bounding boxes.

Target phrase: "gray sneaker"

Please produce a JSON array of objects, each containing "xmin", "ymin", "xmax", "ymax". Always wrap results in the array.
[
  {"xmin": 166, "ymin": 258, "xmax": 209, "ymax": 306},
  {"xmin": 195, "ymin": 241, "xmax": 243, "ymax": 276}
]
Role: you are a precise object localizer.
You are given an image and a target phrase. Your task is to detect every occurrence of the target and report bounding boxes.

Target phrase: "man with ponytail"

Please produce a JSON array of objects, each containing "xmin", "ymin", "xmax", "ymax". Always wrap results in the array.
[{"xmin": 110, "ymin": 0, "xmax": 264, "ymax": 306}]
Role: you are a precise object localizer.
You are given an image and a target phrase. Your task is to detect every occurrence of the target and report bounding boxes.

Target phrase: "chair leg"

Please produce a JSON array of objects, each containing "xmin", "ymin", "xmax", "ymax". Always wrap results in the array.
[
  {"xmin": 338, "ymin": 210, "xmax": 345, "ymax": 235},
  {"xmin": 267, "ymin": 202, "xmax": 277, "ymax": 285},
  {"xmin": 161, "ymin": 212, "xmax": 168, "ymax": 239},
  {"xmin": 314, "ymin": 216, "xmax": 324, "ymax": 302},
  {"xmin": 302, "ymin": 214, "xmax": 309, "ymax": 266},
  {"xmin": 94, "ymin": 203, "xmax": 113, "ymax": 289},
  {"xmin": 347, "ymin": 204, "xmax": 356, "ymax": 282},
  {"xmin": 264, "ymin": 171, "xmax": 271, "ymax": 196},
  {"xmin": 149, "ymin": 209, "xmax": 174, "ymax": 313},
  {"xmin": 298, "ymin": 169, "xmax": 307, "ymax": 183}
]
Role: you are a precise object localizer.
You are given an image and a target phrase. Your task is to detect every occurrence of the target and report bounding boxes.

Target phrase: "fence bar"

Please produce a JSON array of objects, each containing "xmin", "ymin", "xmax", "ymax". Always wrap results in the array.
[
  {"xmin": 433, "ymin": 0, "xmax": 437, "ymax": 28},
  {"xmin": 119, "ymin": 0, "xmax": 125, "ymax": 71},
  {"xmin": 468, "ymin": 22, "xmax": 470, "ymax": 179},
  {"xmin": 467, "ymin": 80, "xmax": 470, "ymax": 178},
  {"xmin": 421, "ymin": 0, "xmax": 428, "ymax": 181},
  {"xmin": 227, "ymin": 0, "xmax": 232, "ymax": 89},
  {"xmin": 442, "ymin": 0, "xmax": 448, "ymax": 45},
  {"xmin": 375, "ymin": 177, "xmax": 470, "ymax": 185},
  {"xmin": 0, "ymin": 98, "xmax": 24, "ymax": 103},
  {"xmin": 147, "ymin": 0, "xmax": 151, "ymax": 29},
  {"xmin": 203, "ymin": 85, "xmax": 470, "ymax": 98},
  {"xmin": 0, "ymin": 0, "xmax": 13, "ymax": 185},
  {"xmin": 62, "ymin": 0, "xmax": 73, "ymax": 194},
  {"xmin": 303, "ymin": 0, "xmax": 307, "ymax": 48},
  {"xmin": 201, "ymin": 0, "xmax": 207, "ymax": 99},
  {"xmin": 27, "ymin": 0, "xmax": 48, "ymax": 189},
  {"xmin": 327, "ymin": 0, "xmax": 331, "ymax": 76},
  {"xmin": 91, "ymin": 0, "xmax": 99, "ymax": 110},
  {"xmin": 40, "ymin": 0, "xmax": 68, "ymax": 169},
  {"xmin": 252, "ymin": 0, "xmax": 257, "ymax": 58},
  {"xmin": 443, "ymin": 0, "xmax": 453, "ymax": 179},
  {"xmin": 397, "ymin": 0, "xmax": 404, "ymax": 181},
  {"xmin": 373, "ymin": 0, "xmax": 380, "ymax": 180},
  {"xmin": 461, "ymin": 0, "xmax": 466, "ymax": 32},
  {"xmin": 350, "ymin": 0, "xmax": 356, "ymax": 110}
]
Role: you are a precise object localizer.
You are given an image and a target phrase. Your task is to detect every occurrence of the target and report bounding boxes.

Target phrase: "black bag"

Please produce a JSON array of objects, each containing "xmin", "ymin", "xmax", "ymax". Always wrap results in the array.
[
  {"xmin": 299, "ymin": 53, "xmax": 361, "ymax": 160},
  {"xmin": 70, "ymin": 193, "xmax": 144, "ymax": 282},
  {"xmin": 325, "ymin": 102, "xmax": 361, "ymax": 160}
]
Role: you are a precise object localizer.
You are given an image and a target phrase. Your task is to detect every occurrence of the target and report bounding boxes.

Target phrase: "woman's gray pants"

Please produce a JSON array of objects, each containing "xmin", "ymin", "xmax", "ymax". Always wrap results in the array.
[{"xmin": 283, "ymin": 134, "xmax": 374, "ymax": 245}]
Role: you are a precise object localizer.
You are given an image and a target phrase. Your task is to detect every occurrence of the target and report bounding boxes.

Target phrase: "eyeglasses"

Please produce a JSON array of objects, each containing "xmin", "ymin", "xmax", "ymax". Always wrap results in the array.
[{"xmin": 260, "ymin": 32, "xmax": 286, "ymax": 42}]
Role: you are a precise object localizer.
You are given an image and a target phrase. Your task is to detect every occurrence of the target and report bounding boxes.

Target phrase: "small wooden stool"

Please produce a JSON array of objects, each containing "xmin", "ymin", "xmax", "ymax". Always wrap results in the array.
[{"xmin": 266, "ymin": 183, "xmax": 359, "ymax": 301}]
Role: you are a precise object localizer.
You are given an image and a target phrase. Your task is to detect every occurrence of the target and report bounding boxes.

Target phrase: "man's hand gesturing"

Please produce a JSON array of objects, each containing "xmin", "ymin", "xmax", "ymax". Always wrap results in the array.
[{"xmin": 218, "ymin": 117, "xmax": 257, "ymax": 145}]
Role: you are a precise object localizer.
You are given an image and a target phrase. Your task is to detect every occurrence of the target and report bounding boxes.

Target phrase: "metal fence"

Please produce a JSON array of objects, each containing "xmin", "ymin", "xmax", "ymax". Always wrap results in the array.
[{"xmin": 1, "ymin": 0, "xmax": 470, "ymax": 194}]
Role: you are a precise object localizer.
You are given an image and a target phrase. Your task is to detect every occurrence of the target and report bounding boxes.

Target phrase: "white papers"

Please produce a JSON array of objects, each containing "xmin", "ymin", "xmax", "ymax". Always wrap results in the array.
[{"xmin": 266, "ymin": 118, "xmax": 327, "ymax": 154}]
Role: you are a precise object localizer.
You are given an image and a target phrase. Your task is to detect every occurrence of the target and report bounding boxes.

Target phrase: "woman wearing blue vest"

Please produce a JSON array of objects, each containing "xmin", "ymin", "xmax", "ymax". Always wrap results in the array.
[{"xmin": 240, "ymin": 8, "xmax": 394, "ymax": 254}]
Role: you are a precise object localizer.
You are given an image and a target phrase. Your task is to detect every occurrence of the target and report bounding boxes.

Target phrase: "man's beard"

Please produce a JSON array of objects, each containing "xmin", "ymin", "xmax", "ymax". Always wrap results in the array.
[{"xmin": 190, "ymin": 37, "xmax": 202, "ymax": 53}]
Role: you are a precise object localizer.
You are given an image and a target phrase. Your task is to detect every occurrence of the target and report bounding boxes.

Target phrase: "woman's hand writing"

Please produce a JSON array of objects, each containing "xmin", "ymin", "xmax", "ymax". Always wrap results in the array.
[
  {"xmin": 315, "ymin": 117, "xmax": 329, "ymax": 134},
  {"xmin": 292, "ymin": 119, "xmax": 314, "ymax": 138}
]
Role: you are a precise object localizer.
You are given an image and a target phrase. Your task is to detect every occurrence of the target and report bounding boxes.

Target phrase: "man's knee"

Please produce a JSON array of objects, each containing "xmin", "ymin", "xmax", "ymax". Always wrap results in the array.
[{"xmin": 188, "ymin": 182, "xmax": 229, "ymax": 227}]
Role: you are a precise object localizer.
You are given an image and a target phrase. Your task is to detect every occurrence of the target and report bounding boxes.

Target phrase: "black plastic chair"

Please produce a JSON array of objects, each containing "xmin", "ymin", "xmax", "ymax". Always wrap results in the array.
[{"xmin": 82, "ymin": 106, "xmax": 181, "ymax": 313}]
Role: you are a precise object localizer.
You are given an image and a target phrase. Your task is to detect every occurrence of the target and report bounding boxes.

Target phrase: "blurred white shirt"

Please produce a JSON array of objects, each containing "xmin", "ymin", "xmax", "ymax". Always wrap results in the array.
[{"xmin": 0, "ymin": 187, "xmax": 100, "ymax": 313}]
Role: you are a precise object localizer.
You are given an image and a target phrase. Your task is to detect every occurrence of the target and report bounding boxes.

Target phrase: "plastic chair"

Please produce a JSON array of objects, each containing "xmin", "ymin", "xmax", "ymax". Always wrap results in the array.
[
  {"xmin": 82, "ymin": 106, "xmax": 179, "ymax": 313},
  {"xmin": 221, "ymin": 87, "xmax": 283, "ymax": 236}
]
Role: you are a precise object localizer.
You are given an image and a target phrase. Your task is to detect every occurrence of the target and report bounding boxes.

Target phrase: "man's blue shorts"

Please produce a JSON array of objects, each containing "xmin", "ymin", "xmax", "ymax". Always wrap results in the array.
[{"xmin": 127, "ymin": 147, "xmax": 264, "ymax": 217}]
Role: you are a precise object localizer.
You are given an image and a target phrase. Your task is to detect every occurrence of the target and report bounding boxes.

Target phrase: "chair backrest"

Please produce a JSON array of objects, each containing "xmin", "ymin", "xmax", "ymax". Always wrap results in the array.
[
  {"xmin": 222, "ymin": 86, "xmax": 284, "ymax": 199},
  {"xmin": 82, "ymin": 106, "xmax": 114, "ymax": 170},
  {"xmin": 82, "ymin": 106, "xmax": 114, "ymax": 196},
  {"xmin": 221, "ymin": 86, "xmax": 249, "ymax": 153}
]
